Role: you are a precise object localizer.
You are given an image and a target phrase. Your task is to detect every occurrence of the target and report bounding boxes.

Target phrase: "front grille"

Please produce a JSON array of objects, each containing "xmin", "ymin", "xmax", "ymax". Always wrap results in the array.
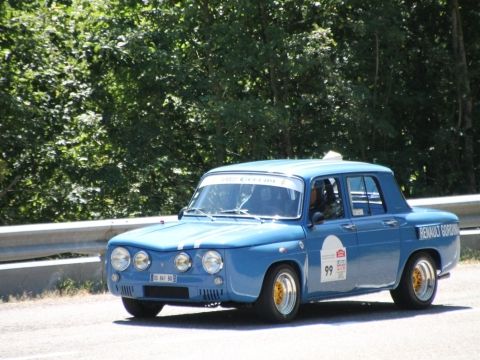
[
  {"xmin": 144, "ymin": 286, "xmax": 189, "ymax": 299},
  {"xmin": 200, "ymin": 289, "xmax": 223, "ymax": 302},
  {"xmin": 120, "ymin": 285, "xmax": 134, "ymax": 297}
]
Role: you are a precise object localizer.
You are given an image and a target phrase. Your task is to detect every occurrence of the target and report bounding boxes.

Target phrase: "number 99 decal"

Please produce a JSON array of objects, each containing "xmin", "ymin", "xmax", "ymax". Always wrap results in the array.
[{"xmin": 325, "ymin": 265, "xmax": 334, "ymax": 277}]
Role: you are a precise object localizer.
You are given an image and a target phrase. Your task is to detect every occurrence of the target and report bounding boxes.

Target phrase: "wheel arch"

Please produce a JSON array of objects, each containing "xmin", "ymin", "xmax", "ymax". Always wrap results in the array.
[
  {"xmin": 263, "ymin": 260, "xmax": 303, "ymax": 292},
  {"xmin": 396, "ymin": 248, "xmax": 441, "ymax": 288},
  {"xmin": 410, "ymin": 248, "xmax": 441, "ymax": 270}
]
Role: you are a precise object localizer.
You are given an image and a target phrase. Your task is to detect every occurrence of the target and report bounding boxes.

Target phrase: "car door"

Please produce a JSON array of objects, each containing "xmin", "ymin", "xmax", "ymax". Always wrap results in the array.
[
  {"xmin": 346, "ymin": 175, "xmax": 401, "ymax": 289},
  {"xmin": 305, "ymin": 176, "xmax": 358, "ymax": 298}
]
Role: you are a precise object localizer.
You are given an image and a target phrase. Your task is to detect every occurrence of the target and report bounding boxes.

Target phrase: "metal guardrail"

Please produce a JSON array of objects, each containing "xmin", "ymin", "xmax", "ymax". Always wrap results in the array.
[
  {"xmin": 408, "ymin": 194, "xmax": 480, "ymax": 229},
  {"xmin": 0, "ymin": 195, "xmax": 478, "ymax": 299},
  {"xmin": 0, "ymin": 195, "xmax": 479, "ymax": 264},
  {"xmin": 0, "ymin": 216, "xmax": 176, "ymax": 298},
  {"xmin": 0, "ymin": 216, "xmax": 177, "ymax": 263}
]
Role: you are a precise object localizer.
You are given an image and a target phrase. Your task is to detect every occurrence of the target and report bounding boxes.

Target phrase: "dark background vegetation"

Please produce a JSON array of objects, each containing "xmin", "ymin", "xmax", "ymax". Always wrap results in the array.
[{"xmin": 1, "ymin": 0, "xmax": 478, "ymax": 225}]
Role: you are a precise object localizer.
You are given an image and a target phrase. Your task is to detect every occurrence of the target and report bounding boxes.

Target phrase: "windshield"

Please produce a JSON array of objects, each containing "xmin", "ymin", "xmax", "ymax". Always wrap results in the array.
[{"xmin": 187, "ymin": 173, "xmax": 304, "ymax": 219}]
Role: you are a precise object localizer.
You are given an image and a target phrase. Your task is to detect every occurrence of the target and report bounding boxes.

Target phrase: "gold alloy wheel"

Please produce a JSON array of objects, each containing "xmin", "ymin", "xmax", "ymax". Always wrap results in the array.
[
  {"xmin": 413, "ymin": 268, "xmax": 423, "ymax": 292},
  {"xmin": 411, "ymin": 258, "xmax": 436, "ymax": 301},
  {"xmin": 274, "ymin": 281, "xmax": 284, "ymax": 305},
  {"xmin": 272, "ymin": 272, "xmax": 297, "ymax": 315}
]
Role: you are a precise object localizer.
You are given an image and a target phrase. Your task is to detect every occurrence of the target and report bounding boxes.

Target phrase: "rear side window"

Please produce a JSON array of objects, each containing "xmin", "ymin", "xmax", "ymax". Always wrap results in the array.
[{"xmin": 347, "ymin": 176, "xmax": 386, "ymax": 216}]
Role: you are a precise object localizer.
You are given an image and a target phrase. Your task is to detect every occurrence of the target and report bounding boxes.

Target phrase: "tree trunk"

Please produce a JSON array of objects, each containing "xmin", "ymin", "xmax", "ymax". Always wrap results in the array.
[
  {"xmin": 258, "ymin": 3, "xmax": 292, "ymax": 158},
  {"xmin": 0, "ymin": 175, "xmax": 21, "ymax": 202},
  {"xmin": 200, "ymin": 0, "xmax": 226, "ymax": 165},
  {"xmin": 451, "ymin": 0, "xmax": 476, "ymax": 193}
]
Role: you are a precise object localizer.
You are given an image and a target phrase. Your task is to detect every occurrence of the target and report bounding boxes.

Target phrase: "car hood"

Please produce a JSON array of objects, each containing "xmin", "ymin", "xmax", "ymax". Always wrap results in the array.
[{"xmin": 108, "ymin": 220, "xmax": 306, "ymax": 251}]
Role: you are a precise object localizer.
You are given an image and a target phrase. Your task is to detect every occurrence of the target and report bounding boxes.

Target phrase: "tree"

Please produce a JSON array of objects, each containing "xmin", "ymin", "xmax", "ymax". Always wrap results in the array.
[
  {"xmin": 0, "ymin": 1, "xmax": 116, "ymax": 223},
  {"xmin": 0, "ymin": 0, "xmax": 478, "ymax": 225}
]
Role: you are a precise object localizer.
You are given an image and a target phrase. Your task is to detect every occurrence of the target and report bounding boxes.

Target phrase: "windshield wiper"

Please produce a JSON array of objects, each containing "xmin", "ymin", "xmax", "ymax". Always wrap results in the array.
[
  {"xmin": 185, "ymin": 207, "xmax": 215, "ymax": 221},
  {"xmin": 219, "ymin": 208, "xmax": 263, "ymax": 223}
]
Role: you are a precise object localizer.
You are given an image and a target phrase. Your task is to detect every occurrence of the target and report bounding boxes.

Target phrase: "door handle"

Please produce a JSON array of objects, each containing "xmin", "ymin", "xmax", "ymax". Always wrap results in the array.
[
  {"xmin": 383, "ymin": 219, "xmax": 399, "ymax": 227},
  {"xmin": 341, "ymin": 223, "xmax": 357, "ymax": 231}
]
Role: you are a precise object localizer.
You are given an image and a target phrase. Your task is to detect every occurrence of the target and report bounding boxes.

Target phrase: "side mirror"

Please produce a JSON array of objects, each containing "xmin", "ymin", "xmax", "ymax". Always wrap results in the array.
[
  {"xmin": 178, "ymin": 207, "xmax": 187, "ymax": 220},
  {"xmin": 308, "ymin": 211, "xmax": 325, "ymax": 228}
]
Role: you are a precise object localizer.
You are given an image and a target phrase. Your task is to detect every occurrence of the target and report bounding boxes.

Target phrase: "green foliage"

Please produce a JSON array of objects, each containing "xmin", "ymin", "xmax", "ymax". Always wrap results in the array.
[
  {"xmin": 0, "ymin": 0, "xmax": 479, "ymax": 224},
  {"xmin": 0, "ymin": 1, "xmax": 117, "ymax": 223}
]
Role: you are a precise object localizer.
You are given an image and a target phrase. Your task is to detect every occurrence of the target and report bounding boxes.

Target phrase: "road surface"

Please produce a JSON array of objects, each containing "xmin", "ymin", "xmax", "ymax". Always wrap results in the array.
[{"xmin": 1, "ymin": 264, "xmax": 479, "ymax": 360}]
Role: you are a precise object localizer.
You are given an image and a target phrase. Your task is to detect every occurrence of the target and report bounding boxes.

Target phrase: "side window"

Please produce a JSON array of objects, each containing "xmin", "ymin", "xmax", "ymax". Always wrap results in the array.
[
  {"xmin": 309, "ymin": 177, "xmax": 344, "ymax": 220},
  {"xmin": 347, "ymin": 176, "xmax": 386, "ymax": 217}
]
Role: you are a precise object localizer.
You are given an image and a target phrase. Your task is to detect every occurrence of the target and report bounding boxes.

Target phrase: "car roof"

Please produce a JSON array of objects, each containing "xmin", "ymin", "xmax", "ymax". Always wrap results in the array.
[{"xmin": 207, "ymin": 159, "xmax": 392, "ymax": 179}]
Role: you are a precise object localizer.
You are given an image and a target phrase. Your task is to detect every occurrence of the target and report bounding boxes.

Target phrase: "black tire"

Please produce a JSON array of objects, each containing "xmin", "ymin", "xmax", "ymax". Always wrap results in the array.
[
  {"xmin": 390, "ymin": 252, "xmax": 438, "ymax": 310},
  {"xmin": 254, "ymin": 264, "xmax": 300, "ymax": 323},
  {"xmin": 121, "ymin": 297, "xmax": 164, "ymax": 318}
]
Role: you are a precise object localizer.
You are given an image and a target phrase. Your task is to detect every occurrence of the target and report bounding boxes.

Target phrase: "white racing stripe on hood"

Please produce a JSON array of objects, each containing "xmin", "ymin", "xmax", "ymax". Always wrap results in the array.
[
  {"xmin": 193, "ymin": 225, "xmax": 246, "ymax": 249},
  {"xmin": 177, "ymin": 225, "xmax": 246, "ymax": 250}
]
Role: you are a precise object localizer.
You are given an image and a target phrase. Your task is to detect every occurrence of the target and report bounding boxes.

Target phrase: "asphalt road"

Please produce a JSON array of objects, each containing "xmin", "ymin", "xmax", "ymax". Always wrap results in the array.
[{"xmin": 1, "ymin": 263, "xmax": 479, "ymax": 360}]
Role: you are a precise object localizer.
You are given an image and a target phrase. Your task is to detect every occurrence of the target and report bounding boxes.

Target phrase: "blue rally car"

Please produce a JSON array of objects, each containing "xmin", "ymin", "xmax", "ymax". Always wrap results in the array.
[{"xmin": 106, "ymin": 157, "xmax": 460, "ymax": 322}]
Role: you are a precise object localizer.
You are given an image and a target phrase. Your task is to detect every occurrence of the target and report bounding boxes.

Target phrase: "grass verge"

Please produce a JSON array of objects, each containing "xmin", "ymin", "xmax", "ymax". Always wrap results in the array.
[
  {"xmin": 460, "ymin": 247, "xmax": 480, "ymax": 264},
  {"xmin": 2, "ymin": 279, "xmax": 107, "ymax": 303}
]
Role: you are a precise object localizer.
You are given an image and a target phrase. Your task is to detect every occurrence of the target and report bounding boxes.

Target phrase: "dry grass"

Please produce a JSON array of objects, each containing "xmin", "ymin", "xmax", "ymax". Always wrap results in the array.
[
  {"xmin": 1, "ymin": 279, "xmax": 106, "ymax": 303},
  {"xmin": 460, "ymin": 247, "xmax": 480, "ymax": 264}
]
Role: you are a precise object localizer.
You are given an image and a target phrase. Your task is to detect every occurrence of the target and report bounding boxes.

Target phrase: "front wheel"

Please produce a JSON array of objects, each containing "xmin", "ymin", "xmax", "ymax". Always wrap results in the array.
[
  {"xmin": 390, "ymin": 252, "xmax": 438, "ymax": 309},
  {"xmin": 254, "ymin": 264, "xmax": 300, "ymax": 323},
  {"xmin": 121, "ymin": 297, "xmax": 164, "ymax": 318}
]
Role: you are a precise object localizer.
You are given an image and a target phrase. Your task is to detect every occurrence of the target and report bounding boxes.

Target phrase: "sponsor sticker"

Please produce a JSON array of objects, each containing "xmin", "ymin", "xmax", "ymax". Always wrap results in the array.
[
  {"xmin": 416, "ymin": 223, "xmax": 459, "ymax": 240},
  {"xmin": 321, "ymin": 235, "xmax": 347, "ymax": 283},
  {"xmin": 199, "ymin": 173, "xmax": 304, "ymax": 192}
]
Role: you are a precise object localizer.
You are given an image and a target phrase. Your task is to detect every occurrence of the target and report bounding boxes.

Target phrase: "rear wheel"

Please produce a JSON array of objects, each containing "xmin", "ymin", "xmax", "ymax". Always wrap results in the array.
[
  {"xmin": 254, "ymin": 264, "xmax": 300, "ymax": 323},
  {"xmin": 390, "ymin": 252, "xmax": 438, "ymax": 309},
  {"xmin": 121, "ymin": 297, "xmax": 164, "ymax": 318}
]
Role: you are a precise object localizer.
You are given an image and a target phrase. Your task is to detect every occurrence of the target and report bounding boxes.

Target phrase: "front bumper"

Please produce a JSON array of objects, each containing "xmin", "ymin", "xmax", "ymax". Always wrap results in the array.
[{"xmin": 107, "ymin": 246, "xmax": 231, "ymax": 304}]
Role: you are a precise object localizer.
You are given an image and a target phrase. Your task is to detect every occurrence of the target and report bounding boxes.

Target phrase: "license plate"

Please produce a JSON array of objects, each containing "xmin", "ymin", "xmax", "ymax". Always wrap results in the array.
[{"xmin": 151, "ymin": 273, "xmax": 177, "ymax": 283}]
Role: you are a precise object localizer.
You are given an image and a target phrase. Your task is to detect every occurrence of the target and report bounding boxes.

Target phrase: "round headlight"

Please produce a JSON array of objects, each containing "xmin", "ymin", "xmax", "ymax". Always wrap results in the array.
[
  {"xmin": 202, "ymin": 250, "xmax": 223, "ymax": 274},
  {"xmin": 133, "ymin": 251, "xmax": 151, "ymax": 271},
  {"xmin": 174, "ymin": 252, "xmax": 192, "ymax": 272},
  {"xmin": 111, "ymin": 247, "xmax": 131, "ymax": 272}
]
